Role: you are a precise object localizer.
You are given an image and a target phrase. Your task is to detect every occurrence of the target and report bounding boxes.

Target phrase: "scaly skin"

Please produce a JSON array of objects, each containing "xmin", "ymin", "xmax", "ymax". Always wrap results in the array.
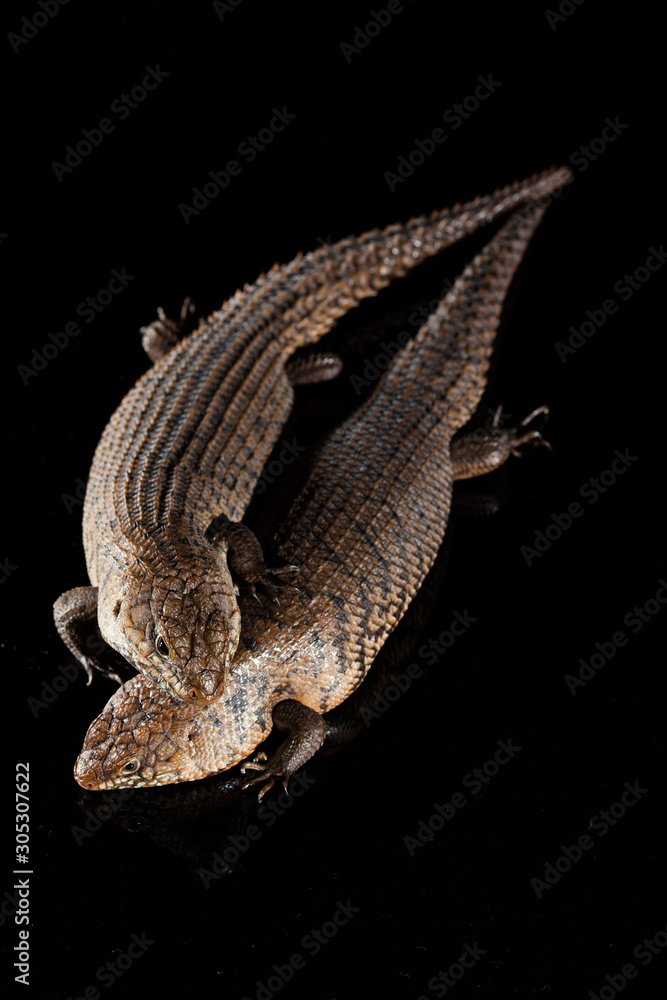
[
  {"xmin": 75, "ymin": 184, "xmax": 571, "ymax": 791},
  {"xmin": 54, "ymin": 168, "xmax": 571, "ymax": 706}
]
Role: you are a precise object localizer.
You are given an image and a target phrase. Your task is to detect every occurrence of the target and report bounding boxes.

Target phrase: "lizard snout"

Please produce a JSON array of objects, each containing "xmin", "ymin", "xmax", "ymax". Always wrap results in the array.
[
  {"xmin": 74, "ymin": 752, "xmax": 103, "ymax": 790},
  {"xmin": 185, "ymin": 661, "xmax": 224, "ymax": 702}
]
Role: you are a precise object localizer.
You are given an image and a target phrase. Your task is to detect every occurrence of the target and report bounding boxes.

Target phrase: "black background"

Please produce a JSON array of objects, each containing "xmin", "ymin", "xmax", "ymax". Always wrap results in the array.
[{"xmin": 3, "ymin": 2, "xmax": 665, "ymax": 998}]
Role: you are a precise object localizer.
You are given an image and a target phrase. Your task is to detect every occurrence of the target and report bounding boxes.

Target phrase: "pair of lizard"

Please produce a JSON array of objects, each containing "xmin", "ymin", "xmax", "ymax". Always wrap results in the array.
[{"xmin": 58, "ymin": 166, "xmax": 571, "ymax": 795}]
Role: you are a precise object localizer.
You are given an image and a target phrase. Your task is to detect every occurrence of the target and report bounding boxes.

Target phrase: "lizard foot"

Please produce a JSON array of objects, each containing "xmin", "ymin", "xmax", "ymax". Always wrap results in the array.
[
  {"xmin": 140, "ymin": 297, "xmax": 198, "ymax": 364},
  {"xmin": 241, "ymin": 767, "xmax": 286, "ymax": 803},
  {"xmin": 207, "ymin": 515, "xmax": 300, "ymax": 605},
  {"xmin": 246, "ymin": 563, "xmax": 301, "ymax": 605},
  {"xmin": 239, "ymin": 752, "xmax": 280, "ymax": 802},
  {"xmin": 239, "ymin": 700, "xmax": 327, "ymax": 802},
  {"xmin": 451, "ymin": 403, "xmax": 552, "ymax": 481},
  {"xmin": 508, "ymin": 404, "xmax": 552, "ymax": 457}
]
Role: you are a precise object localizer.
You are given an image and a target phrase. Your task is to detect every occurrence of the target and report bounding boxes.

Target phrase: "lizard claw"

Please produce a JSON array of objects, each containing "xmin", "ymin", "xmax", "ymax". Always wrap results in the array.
[
  {"xmin": 242, "ymin": 774, "xmax": 278, "ymax": 803},
  {"xmin": 510, "ymin": 404, "xmax": 552, "ymax": 457},
  {"xmin": 84, "ymin": 658, "xmax": 122, "ymax": 686},
  {"xmin": 207, "ymin": 516, "xmax": 299, "ymax": 605},
  {"xmin": 238, "ymin": 700, "xmax": 326, "ymax": 802},
  {"xmin": 241, "ymin": 767, "xmax": 290, "ymax": 803},
  {"xmin": 268, "ymin": 563, "xmax": 300, "ymax": 577},
  {"xmin": 240, "ymin": 752, "xmax": 289, "ymax": 802},
  {"xmin": 251, "ymin": 564, "xmax": 300, "ymax": 607},
  {"xmin": 240, "ymin": 751, "xmax": 268, "ymax": 770},
  {"xmin": 257, "ymin": 576, "xmax": 281, "ymax": 606}
]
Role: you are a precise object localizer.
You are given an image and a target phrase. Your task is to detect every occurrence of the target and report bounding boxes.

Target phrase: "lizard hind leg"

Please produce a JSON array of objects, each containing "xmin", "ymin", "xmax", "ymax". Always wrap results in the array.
[
  {"xmin": 451, "ymin": 404, "xmax": 551, "ymax": 481},
  {"xmin": 140, "ymin": 297, "xmax": 198, "ymax": 364}
]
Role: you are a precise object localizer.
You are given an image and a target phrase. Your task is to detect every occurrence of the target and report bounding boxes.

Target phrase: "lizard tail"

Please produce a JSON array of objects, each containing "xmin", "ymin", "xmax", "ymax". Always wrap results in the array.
[
  {"xmin": 276, "ymin": 164, "xmax": 572, "ymax": 352},
  {"xmin": 279, "ymin": 200, "xmax": 563, "ymax": 677}
]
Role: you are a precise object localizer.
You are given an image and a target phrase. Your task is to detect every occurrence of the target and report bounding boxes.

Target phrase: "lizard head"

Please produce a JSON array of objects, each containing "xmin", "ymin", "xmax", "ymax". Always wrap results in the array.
[
  {"xmin": 102, "ymin": 566, "xmax": 242, "ymax": 704},
  {"xmin": 74, "ymin": 675, "xmax": 230, "ymax": 789},
  {"xmin": 75, "ymin": 660, "xmax": 273, "ymax": 790}
]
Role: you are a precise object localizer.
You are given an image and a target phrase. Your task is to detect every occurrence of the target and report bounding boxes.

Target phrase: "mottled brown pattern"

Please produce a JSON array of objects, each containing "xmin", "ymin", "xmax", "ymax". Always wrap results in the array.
[
  {"xmin": 74, "ymin": 177, "xmax": 571, "ymax": 791},
  {"xmin": 56, "ymin": 167, "xmax": 570, "ymax": 706}
]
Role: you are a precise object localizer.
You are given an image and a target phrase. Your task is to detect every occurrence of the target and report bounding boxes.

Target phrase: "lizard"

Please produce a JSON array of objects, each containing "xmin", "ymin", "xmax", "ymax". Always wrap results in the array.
[
  {"xmin": 54, "ymin": 167, "xmax": 570, "ymax": 706},
  {"xmin": 74, "ymin": 182, "xmax": 571, "ymax": 796}
]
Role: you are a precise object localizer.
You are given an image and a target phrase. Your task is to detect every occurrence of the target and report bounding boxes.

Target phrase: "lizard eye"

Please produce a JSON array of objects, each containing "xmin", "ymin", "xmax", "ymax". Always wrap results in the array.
[
  {"xmin": 156, "ymin": 636, "xmax": 169, "ymax": 657},
  {"xmin": 123, "ymin": 761, "xmax": 138, "ymax": 773},
  {"xmin": 126, "ymin": 816, "xmax": 147, "ymax": 832}
]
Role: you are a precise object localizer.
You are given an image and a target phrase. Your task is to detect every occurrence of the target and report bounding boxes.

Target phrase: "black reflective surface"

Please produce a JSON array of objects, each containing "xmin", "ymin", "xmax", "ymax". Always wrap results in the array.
[{"xmin": 4, "ymin": 4, "xmax": 664, "ymax": 998}]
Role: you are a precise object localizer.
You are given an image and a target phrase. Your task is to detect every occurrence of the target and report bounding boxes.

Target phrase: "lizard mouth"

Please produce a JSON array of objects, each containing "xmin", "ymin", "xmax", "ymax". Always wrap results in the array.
[
  {"xmin": 139, "ymin": 658, "xmax": 223, "ymax": 703},
  {"xmin": 73, "ymin": 754, "xmax": 118, "ymax": 791},
  {"xmin": 74, "ymin": 754, "xmax": 157, "ymax": 790},
  {"xmin": 73, "ymin": 759, "xmax": 217, "ymax": 790}
]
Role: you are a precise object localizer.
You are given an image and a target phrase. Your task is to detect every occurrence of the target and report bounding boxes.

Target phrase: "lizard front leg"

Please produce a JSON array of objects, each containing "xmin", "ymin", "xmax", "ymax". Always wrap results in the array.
[
  {"xmin": 53, "ymin": 586, "xmax": 122, "ymax": 685},
  {"xmin": 451, "ymin": 405, "xmax": 551, "ymax": 480},
  {"xmin": 206, "ymin": 515, "xmax": 297, "ymax": 602},
  {"xmin": 240, "ymin": 700, "xmax": 328, "ymax": 801}
]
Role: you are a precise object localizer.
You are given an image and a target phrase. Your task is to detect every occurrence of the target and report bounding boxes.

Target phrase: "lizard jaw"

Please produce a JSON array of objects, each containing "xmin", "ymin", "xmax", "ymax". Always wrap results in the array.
[{"xmin": 138, "ymin": 657, "xmax": 225, "ymax": 704}]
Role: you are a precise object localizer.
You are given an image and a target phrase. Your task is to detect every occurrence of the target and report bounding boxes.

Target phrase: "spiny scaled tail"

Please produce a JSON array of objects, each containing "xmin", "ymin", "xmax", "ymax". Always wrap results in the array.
[
  {"xmin": 279, "ymin": 201, "xmax": 557, "ymax": 593},
  {"xmin": 278, "ymin": 165, "xmax": 572, "ymax": 351},
  {"xmin": 276, "ymin": 202, "xmax": 559, "ymax": 679},
  {"xmin": 370, "ymin": 200, "xmax": 553, "ymax": 434}
]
